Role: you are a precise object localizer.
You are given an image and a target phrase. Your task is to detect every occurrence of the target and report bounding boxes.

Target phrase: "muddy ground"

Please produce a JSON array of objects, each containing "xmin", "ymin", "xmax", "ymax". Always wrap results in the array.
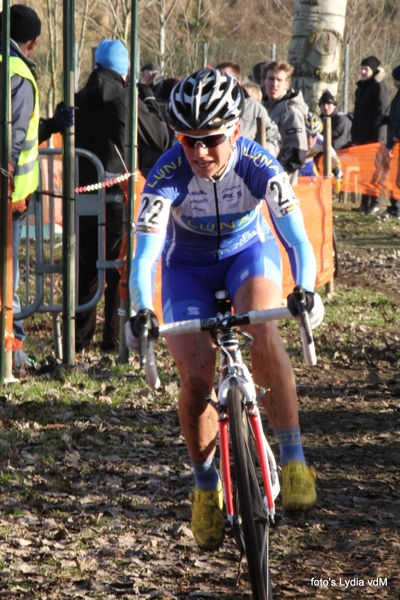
[{"xmin": 0, "ymin": 211, "xmax": 399, "ymax": 599}]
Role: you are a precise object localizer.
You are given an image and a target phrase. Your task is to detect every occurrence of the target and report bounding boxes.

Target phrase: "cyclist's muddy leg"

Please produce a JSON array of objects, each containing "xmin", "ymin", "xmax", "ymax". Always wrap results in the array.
[
  {"xmin": 166, "ymin": 332, "xmax": 218, "ymax": 463},
  {"xmin": 234, "ymin": 276, "xmax": 299, "ymax": 430}
]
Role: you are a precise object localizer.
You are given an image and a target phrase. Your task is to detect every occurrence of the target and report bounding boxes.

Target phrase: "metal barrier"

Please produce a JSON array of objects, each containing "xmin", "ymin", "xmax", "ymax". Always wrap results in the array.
[{"xmin": 15, "ymin": 147, "xmax": 118, "ymax": 358}]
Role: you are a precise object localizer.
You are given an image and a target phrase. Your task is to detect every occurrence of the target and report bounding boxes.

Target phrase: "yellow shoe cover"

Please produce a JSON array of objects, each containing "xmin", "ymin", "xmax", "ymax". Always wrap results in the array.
[
  {"xmin": 190, "ymin": 481, "xmax": 224, "ymax": 550},
  {"xmin": 282, "ymin": 461, "xmax": 317, "ymax": 510}
]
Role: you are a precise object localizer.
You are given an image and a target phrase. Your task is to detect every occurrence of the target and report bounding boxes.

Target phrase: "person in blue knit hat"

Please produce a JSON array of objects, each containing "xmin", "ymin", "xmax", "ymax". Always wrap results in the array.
[
  {"xmin": 74, "ymin": 39, "xmax": 169, "ymax": 353},
  {"xmin": 95, "ymin": 39, "xmax": 129, "ymax": 76}
]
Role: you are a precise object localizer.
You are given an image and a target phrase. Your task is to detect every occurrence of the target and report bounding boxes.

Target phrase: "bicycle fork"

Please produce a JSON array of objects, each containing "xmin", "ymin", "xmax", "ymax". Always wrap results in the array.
[
  {"xmin": 212, "ymin": 331, "xmax": 280, "ymax": 527},
  {"xmin": 218, "ymin": 390, "xmax": 279, "ymax": 525}
]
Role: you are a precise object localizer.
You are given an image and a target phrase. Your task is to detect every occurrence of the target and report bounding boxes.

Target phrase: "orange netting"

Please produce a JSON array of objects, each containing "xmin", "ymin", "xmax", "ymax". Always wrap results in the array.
[
  {"xmin": 39, "ymin": 150, "xmax": 63, "ymax": 227},
  {"xmin": 339, "ymin": 142, "xmax": 400, "ymax": 200},
  {"xmin": 264, "ymin": 176, "xmax": 334, "ymax": 295}
]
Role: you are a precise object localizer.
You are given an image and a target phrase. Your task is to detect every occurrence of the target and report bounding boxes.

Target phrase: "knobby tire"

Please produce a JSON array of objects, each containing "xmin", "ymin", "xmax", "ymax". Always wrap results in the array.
[{"xmin": 228, "ymin": 387, "xmax": 273, "ymax": 600}]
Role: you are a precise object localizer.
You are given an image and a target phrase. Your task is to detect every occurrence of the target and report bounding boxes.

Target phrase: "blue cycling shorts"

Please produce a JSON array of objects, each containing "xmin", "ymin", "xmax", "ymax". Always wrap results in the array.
[{"xmin": 162, "ymin": 233, "xmax": 282, "ymax": 323}]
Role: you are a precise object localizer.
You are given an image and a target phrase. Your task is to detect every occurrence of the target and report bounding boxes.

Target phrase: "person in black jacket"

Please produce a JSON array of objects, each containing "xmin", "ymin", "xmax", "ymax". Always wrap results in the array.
[
  {"xmin": 140, "ymin": 61, "xmax": 164, "ymax": 99},
  {"xmin": 318, "ymin": 90, "xmax": 352, "ymax": 151},
  {"xmin": 380, "ymin": 65, "xmax": 400, "ymax": 219},
  {"xmin": 75, "ymin": 39, "xmax": 169, "ymax": 352},
  {"xmin": 352, "ymin": 56, "xmax": 390, "ymax": 215}
]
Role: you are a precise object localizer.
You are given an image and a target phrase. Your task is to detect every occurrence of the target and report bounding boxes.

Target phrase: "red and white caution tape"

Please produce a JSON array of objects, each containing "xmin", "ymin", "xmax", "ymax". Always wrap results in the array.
[{"xmin": 41, "ymin": 171, "xmax": 133, "ymax": 197}]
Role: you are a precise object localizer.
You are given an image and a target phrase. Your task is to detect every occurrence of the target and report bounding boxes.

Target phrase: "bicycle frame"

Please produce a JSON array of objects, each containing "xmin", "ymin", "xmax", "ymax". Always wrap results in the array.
[{"xmin": 213, "ymin": 324, "xmax": 280, "ymax": 526}]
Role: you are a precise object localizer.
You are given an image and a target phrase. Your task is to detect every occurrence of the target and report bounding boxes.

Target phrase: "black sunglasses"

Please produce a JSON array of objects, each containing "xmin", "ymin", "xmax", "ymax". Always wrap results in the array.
[{"xmin": 177, "ymin": 132, "xmax": 228, "ymax": 148}]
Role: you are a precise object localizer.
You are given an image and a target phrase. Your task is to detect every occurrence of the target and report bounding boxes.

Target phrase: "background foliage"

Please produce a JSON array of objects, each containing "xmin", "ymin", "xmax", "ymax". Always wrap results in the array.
[{"xmin": 27, "ymin": 0, "xmax": 400, "ymax": 117}]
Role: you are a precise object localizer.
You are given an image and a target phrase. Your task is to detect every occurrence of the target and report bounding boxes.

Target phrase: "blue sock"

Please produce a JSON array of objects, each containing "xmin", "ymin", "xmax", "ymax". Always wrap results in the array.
[
  {"xmin": 191, "ymin": 455, "xmax": 220, "ymax": 490},
  {"xmin": 275, "ymin": 427, "xmax": 306, "ymax": 466}
]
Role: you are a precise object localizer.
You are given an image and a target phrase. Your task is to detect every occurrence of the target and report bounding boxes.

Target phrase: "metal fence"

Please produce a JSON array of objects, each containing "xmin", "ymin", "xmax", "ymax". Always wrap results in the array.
[{"xmin": 16, "ymin": 147, "xmax": 123, "ymax": 359}]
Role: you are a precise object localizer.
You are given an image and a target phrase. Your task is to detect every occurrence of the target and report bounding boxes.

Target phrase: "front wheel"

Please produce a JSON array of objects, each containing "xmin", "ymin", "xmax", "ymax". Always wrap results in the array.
[{"xmin": 228, "ymin": 388, "xmax": 273, "ymax": 600}]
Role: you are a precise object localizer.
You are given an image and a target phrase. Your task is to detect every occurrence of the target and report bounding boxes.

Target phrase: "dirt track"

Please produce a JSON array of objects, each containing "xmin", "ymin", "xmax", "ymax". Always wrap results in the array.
[{"xmin": 0, "ymin": 219, "xmax": 399, "ymax": 599}]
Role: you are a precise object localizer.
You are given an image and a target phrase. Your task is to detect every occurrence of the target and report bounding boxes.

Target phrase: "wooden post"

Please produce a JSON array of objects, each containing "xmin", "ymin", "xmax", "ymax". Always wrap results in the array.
[
  {"xmin": 323, "ymin": 116, "xmax": 334, "ymax": 295},
  {"xmin": 256, "ymin": 117, "xmax": 266, "ymax": 148}
]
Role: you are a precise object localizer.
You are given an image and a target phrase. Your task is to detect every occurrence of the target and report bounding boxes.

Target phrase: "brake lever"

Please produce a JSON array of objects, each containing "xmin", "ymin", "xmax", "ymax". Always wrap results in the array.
[
  {"xmin": 293, "ymin": 284, "xmax": 312, "ymax": 345},
  {"xmin": 137, "ymin": 311, "xmax": 150, "ymax": 369}
]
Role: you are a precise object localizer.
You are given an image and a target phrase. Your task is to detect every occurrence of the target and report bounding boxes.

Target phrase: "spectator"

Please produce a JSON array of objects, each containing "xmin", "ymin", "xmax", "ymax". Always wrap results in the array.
[
  {"xmin": 380, "ymin": 65, "xmax": 400, "ymax": 219},
  {"xmin": 250, "ymin": 61, "xmax": 269, "ymax": 87},
  {"xmin": 241, "ymin": 78, "xmax": 263, "ymax": 103},
  {"xmin": 156, "ymin": 77, "xmax": 179, "ymax": 111},
  {"xmin": 136, "ymin": 82, "xmax": 171, "ymax": 174},
  {"xmin": 261, "ymin": 61, "xmax": 308, "ymax": 185},
  {"xmin": 0, "ymin": 4, "xmax": 73, "ymax": 372},
  {"xmin": 318, "ymin": 90, "xmax": 352, "ymax": 150},
  {"xmin": 352, "ymin": 55, "xmax": 390, "ymax": 215},
  {"xmin": 215, "ymin": 61, "xmax": 281, "ymax": 157},
  {"xmin": 300, "ymin": 112, "xmax": 343, "ymax": 191},
  {"xmin": 75, "ymin": 40, "xmax": 169, "ymax": 353},
  {"xmin": 140, "ymin": 61, "xmax": 164, "ymax": 99},
  {"xmin": 155, "ymin": 77, "xmax": 180, "ymax": 148}
]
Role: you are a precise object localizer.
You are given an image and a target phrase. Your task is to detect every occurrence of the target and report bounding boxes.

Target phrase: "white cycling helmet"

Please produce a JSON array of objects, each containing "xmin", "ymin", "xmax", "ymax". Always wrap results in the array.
[
  {"xmin": 167, "ymin": 67, "xmax": 245, "ymax": 132},
  {"xmin": 305, "ymin": 111, "xmax": 323, "ymax": 136}
]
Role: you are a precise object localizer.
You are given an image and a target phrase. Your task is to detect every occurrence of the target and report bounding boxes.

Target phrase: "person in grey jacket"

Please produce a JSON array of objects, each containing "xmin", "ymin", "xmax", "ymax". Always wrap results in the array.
[
  {"xmin": 261, "ymin": 61, "xmax": 308, "ymax": 185},
  {"xmin": 380, "ymin": 65, "xmax": 400, "ymax": 219},
  {"xmin": 215, "ymin": 61, "xmax": 281, "ymax": 157}
]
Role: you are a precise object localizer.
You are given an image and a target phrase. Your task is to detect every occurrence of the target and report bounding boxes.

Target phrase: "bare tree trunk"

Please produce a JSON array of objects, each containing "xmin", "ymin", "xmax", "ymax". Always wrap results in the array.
[
  {"xmin": 288, "ymin": 0, "xmax": 348, "ymax": 112},
  {"xmin": 160, "ymin": 0, "xmax": 166, "ymax": 73},
  {"xmin": 45, "ymin": 0, "xmax": 63, "ymax": 113}
]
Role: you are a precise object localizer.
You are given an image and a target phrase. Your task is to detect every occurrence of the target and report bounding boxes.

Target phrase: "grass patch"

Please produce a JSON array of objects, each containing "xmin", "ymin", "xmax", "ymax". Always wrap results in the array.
[
  {"xmin": 323, "ymin": 286, "xmax": 399, "ymax": 328},
  {"xmin": 334, "ymin": 206, "xmax": 400, "ymax": 251}
]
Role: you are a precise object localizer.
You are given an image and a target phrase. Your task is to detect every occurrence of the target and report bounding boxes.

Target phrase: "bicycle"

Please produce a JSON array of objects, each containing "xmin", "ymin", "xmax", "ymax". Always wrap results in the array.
[{"xmin": 135, "ymin": 285, "xmax": 316, "ymax": 600}]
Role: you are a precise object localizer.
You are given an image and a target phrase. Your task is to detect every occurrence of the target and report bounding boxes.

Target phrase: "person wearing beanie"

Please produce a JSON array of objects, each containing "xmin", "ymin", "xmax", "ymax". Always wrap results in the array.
[
  {"xmin": 352, "ymin": 55, "xmax": 390, "ymax": 215},
  {"xmin": 360, "ymin": 56, "xmax": 381, "ymax": 75},
  {"xmin": 318, "ymin": 90, "xmax": 352, "ymax": 151},
  {"xmin": 319, "ymin": 90, "xmax": 337, "ymax": 106},
  {"xmin": 380, "ymin": 65, "xmax": 400, "ymax": 219},
  {"xmin": 74, "ymin": 40, "xmax": 169, "ymax": 353},
  {"xmin": 95, "ymin": 39, "xmax": 129, "ymax": 76},
  {"xmin": 0, "ymin": 4, "xmax": 73, "ymax": 372},
  {"xmin": 7, "ymin": 3, "xmax": 41, "ymax": 41}
]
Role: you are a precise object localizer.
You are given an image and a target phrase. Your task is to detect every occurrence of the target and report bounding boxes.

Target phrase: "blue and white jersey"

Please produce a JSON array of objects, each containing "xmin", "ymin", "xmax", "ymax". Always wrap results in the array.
[{"xmin": 130, "ymin": 137, "xmax": 316, "ymax": 310}]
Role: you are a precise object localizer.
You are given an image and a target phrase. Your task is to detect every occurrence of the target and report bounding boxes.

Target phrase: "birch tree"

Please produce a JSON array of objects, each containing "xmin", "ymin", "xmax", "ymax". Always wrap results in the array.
[{"xmin": 288, "ymin": 0, "xmax": 348, "ymax": 112}]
